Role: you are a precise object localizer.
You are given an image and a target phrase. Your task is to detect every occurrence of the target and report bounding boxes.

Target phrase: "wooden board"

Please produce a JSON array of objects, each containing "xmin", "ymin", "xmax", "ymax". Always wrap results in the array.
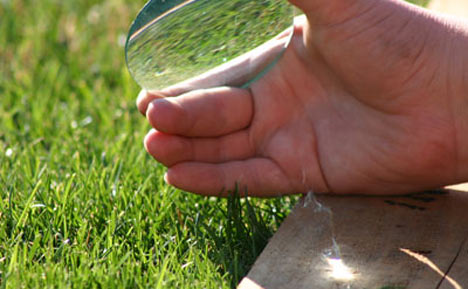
[
  {"xmin": 238, "ymin": 190, "xmax": 468, "ymax": 289},
  {"xmin": 429, "ymin": 0, "xmax": 468, "ymax": 18}
]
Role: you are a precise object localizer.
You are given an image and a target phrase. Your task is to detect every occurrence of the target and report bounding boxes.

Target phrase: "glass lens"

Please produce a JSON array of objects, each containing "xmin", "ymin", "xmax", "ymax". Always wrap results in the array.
[{"xmin": 125, "ymin": 0, "xmax": 294, "ymax": 93}]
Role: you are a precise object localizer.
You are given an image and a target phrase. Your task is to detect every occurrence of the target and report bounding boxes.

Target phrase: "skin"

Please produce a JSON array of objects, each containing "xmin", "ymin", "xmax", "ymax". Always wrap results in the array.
[{"xmin": 137, "ymin": 0, "xmax": 468, "ymax": 197}]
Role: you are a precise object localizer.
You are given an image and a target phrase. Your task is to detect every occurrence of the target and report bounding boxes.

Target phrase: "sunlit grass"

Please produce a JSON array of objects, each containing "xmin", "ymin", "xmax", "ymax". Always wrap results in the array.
[
  {"xmin": 0, "ymin": 0, "xmax": 295, "ymax": 288},
  {"xmin": 408, "ymin": 0, "xmax": 431, "ymax": 6}
]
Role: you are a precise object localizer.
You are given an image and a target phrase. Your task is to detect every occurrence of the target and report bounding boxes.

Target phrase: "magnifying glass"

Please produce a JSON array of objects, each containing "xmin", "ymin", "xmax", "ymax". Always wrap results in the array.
[{"xmin": 125, "ymin": 0, "xmax": 295, "ymax": 95}]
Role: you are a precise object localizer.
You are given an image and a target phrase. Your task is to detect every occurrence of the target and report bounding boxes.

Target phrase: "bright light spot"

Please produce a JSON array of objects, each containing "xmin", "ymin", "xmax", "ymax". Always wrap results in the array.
[
  {"xmin": 181, "ymin": 262, "xmax": 193, "ymax": 269},
  {"xmin": 117, "ymin": 33, "xmax": 126, "ymax": 47},
  {"xmin": 326, "ymin": 258, "xmax": 354, "ymax": 281},
  {"xmin": 5, "ymin": 148, "xmax": 13, "ymax": 157},
  {"xmin": 80, "ymin": 116, "xmax": 93, "ymax": 126},
  {"xmin": 31, "ymin": 203, "xmax": 46, "ymax": 208}
]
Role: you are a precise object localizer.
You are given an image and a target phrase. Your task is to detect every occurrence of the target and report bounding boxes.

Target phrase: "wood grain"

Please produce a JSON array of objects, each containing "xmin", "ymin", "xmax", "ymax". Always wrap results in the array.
[{"xmin": 238, "ymin": 190, "xmax": 468, "ymax": 289}]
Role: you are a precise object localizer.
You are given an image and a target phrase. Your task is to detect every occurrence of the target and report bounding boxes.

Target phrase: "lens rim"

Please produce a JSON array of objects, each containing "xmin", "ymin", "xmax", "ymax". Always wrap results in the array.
[{"xmin": 125, "ymin": 0, "xmax": 296, "ymax": 91}]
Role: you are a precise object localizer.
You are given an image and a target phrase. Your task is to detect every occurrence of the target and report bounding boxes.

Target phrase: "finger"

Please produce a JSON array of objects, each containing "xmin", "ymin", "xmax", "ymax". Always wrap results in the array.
[
  {"xmin": 288, "ymin": 0, "xmax": 345, "ymax": 14},
  {"xmin": 288, "ymin": 0, "xmax": 318, "ymax": 13},
  {"xmin": 136, "ymin": 90, "xmax": 173, "ymax": 116},
  {"xmin": 144, "ymin": 129, "xmax": 255, "ymax": 167},
  {"xmin": 146, "ymin": 87, "xmax": 253, "ymax": 137},
  {"xmin": 164, "ymin": 159, "xmax": 293, "ymax": 197},
  {"xmin": 288, "ymin": 0, "xmax": 371, "ymax": 27}
]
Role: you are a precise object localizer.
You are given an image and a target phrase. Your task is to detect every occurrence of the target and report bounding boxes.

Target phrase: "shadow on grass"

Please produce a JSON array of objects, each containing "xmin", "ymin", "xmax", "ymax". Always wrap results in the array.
[{"xmin": 196, "ymin": 193, "xmax": 294, "ymax": 288}]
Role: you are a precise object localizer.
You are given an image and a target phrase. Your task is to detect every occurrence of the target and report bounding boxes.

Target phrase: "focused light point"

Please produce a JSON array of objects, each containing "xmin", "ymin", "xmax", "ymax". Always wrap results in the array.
[{"xmin": 326, "ymin": 258, "xmax": 355, "ymax": 281}]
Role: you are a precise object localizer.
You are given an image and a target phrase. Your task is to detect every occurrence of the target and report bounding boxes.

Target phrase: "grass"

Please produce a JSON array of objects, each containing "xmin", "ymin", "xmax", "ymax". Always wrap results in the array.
[
  {"xmin": 0, "ymin": 0, "xmax": 429, "ymax": 288},
  {"xmin": 0, "ymin": 0, "xmax": 295, "ymax": 288},
  {"xmin": 408, "ymin": 0, "xmax": 431, "ymax": 6}
]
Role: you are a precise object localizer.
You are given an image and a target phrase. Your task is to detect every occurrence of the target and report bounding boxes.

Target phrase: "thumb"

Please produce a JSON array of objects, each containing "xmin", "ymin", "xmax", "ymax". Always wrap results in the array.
[{"xmin": 288, "ymin": 0, "xmax": 372, "ymax": 25}]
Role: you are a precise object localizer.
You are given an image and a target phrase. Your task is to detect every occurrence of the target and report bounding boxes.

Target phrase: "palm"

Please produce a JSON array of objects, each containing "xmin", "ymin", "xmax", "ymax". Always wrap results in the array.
[{"xmin": 248, "ymin": 29, "xmax": 455, "ymax": 195}]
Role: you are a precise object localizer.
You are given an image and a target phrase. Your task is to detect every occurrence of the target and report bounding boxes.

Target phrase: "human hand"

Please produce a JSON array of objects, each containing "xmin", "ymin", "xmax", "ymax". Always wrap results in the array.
[{"xmin": 138, "ymin": 0, "xmax": 468, "ymax": 196}]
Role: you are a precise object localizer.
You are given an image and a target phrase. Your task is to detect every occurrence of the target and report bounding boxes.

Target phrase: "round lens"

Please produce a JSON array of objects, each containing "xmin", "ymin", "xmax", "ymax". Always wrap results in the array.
[{"xmin": 125, "ymin": 0, "xmax": 294, "ymax": 93}]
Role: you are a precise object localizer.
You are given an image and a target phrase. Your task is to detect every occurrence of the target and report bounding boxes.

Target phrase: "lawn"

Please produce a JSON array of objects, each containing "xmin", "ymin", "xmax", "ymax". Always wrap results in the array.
[
  {"xmin": 0, "ymin": 0, "xmax": 296, "ymax": 288},
  {"xmin": 0, "ymin": 0, "xmax": 428, "ymax": 288}
]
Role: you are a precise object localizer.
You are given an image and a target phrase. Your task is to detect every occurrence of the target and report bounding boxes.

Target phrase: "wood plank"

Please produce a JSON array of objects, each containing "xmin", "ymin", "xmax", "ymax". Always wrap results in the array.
[
  {"xmin": 438, "ymin": 235, "xmax": 468, "ymax": 289},
  {"xmin": 429, "ymin": 0, "xmax": 468, "ymax": 18},
  {"xmin": 446, "ymin": 183, "xmax": 468, "ymax": 191},
  {"xmin": 239, "ymin": 190, "xmax": 468, "ymax": 289}
]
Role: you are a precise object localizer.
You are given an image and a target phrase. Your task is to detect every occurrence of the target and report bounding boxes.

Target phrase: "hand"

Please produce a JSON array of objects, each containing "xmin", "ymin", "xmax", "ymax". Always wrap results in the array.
[{"xmin": 137, "ymin": 0, "xmax": 468, "ymax": 196}]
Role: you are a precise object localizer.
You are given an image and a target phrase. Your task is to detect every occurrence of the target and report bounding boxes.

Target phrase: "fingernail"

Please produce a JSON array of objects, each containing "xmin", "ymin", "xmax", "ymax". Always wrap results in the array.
[
  {"xmin": 147, "ymin": 98, "xmax": 177, "ymax": 124},
  {"xmin": 164, "ymin": 172, "xmax": 170, "ymax": 184},
  {"xmin": 145, "ymin": 99, "xmax": 159, "ymax": 120},
  {"xmin": 147, "ymin": 98, "xmax": 169, "ymax": 114},
  {"xmin": 136, "ymin": 89, "xmax": 148, "ymax": 115}
]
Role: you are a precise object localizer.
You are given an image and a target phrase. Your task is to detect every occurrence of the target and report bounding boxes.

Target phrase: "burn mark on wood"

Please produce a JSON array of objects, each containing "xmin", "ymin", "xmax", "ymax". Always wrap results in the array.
[
  {"xmin": 421, "ymin": 189, "xmax": 448, "ymax": 195},
  {"xmin": 406, "ymin": 195, "xmax": 436, "ymax": 203},
  {"xmin": 411, "ymin": 249, "xmax": 432, "ymax": 255},
  {"xmin": 384, "ymin": 200, "xmax": 426, "ymax": 211}
]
